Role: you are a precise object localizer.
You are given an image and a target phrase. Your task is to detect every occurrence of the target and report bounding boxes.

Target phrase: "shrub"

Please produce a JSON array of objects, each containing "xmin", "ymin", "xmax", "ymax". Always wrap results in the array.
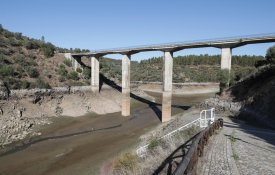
[
  {"xmin": 58, "ymin": 64, "xmax": 68, "ymax": 77},
  {"xmin": 59, "ymin": 76, "xmax": 66, "ymax": 82},
  {"xmin": 266, "ymin": 45, "xmax": 275, "ymax": 64},
  {"xmin": 0, "ymin": 65, "xmax": 14, "ymax": 76},
  {"xmin": 83, "ymin": 68, "xmax": 91, "ymax": 79},
  {"xmin": 15, "ymin": 54, "xmax": 28, "ymax": 67},
  {"xmin": 76, "ymin": 67, "xmax": 82, "ymax": 73},
  {"xmin": 113, "ymin": 153, "xmax": 138, "ymax": 172},
  {"xmin": 68, "ymin": 71, "xmax": 79, "ymax": 80},
  {"xmin": 24, "ymin": 40, "xmax": 40, "ymax": 50},
  {"xmin": 148, "ymin": 138, "xmax": 163, "ymax": 150},
  {"xmin": 35, "ymin": 78, "xmax": 51, "ymax": 89},
  {"xmin": 21, "ymin": 80, "xmax": 30, "ymax": 89},
  {"xmin": 218, "ymin": 69, "xmax": 236, "ymax": 92},
  {"xmin": 41, "ymin": 42, "xmax": 55, "ymax": 58},
  {"xmin": 27, "ymin": 67, "xmax": 39, "ymax": 78},
  {"xmin": 63, "ymin": 58, "xmax": 72, "ymax": 67},
  {"xmin": 0, "ymin": 53, "xmax": 6, "ymax": 63}
]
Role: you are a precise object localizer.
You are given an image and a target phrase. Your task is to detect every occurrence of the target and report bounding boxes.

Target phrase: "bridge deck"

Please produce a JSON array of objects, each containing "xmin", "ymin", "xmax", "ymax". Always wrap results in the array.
[{"xmin": 72, "ymin": 33, "xmax": 275, "ymax": 57}]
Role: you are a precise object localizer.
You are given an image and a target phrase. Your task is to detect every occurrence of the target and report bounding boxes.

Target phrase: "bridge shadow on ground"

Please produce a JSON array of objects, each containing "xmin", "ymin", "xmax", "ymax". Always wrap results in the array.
[
  {"xmin": 99, "ymin": 73, "xmax": 190, "ymax": 121},
  {"xmin": 223, "ymin": 117, "xmax": 275, "ymax": 148},
  {"xmin": 152, "ymin": 132, "xmax": 200, "ymax": 175}
]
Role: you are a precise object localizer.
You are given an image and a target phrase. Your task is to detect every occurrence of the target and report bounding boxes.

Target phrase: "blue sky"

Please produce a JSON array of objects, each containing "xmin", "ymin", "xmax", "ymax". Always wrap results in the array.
[{"xmin": 1, "ymin": 0, "xmax": 275, "ymax": 60}]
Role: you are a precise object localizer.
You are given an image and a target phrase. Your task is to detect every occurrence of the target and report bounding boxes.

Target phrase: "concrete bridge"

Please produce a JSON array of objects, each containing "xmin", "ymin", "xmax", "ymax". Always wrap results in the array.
[{"xmin": 65, "ymin": 33, "xmax": 275, "ymax": 122}]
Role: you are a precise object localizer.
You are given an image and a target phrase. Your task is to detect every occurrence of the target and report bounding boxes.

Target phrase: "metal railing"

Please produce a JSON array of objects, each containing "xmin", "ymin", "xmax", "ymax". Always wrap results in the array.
[
  {"xmin": 136, "ymin": 108, "xmax": 217, "ymax": 157},
  {"xmin": 200, "ymin": 108, "xmax": 215, "ymax": 128},
  {"xmin": 173, "ymin": 118, "xmax": 224, "ymax": 175},
  {"xmin": 136, "ymin": 118, "xmax": 201, "ymax": 157}
]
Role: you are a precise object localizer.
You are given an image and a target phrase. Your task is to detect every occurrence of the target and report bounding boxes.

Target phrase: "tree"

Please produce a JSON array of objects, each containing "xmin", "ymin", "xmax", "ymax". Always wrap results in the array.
[
  {"xmin": 41, "ymin": 36, "xmax": 45, "ymax": 43},
  {"xmin": 217, "ymin": 69, "xmax": 236, "ymax": 92},
  {"xmin": 266, "ymin": 45, "xmax": 275, "ymax": 64},
  {"xmin": 41, "ymin": 42, "xmax": 55, "ymax": 58}
]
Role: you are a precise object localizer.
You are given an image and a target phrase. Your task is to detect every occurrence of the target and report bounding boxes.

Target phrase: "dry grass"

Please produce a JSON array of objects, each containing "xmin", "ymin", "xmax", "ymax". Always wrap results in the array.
[{"xmin": 111, "ymin": 125, "xmax": 200, "ymax": 175}]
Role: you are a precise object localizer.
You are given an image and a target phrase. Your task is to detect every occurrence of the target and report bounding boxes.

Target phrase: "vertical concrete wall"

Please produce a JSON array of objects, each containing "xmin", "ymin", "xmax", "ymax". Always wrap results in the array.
[
  {"xmin": 162, "ymin": 51, "xmax": 173, "ymax": 122},
  {"xmin": 91, "ymin": 56, "xmax": 99, "ymax": 92},
  {"xmin": 221, "ymin": 48, "xmax": 232, "ymax": 70},
  {"xmin": 64, "ymin": 53, "xmax": 73, "ymax": 62},
  {"xmin": 121, "ymin": 54, "xmax": 131, "ymax": 116},
  {"xmin": 74, "ymin": 58, "xmax": 80, "ymax": 71}
]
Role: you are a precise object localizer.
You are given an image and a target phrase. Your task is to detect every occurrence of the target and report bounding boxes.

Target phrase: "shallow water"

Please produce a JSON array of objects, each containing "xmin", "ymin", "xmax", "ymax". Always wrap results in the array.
[
  {"xmin": 145, "ymin": 90, "xmax": 216, "ymax": 106},
  {"xmin": 0, "ymin": 93, "xmax": 214, "ymax": 175}
]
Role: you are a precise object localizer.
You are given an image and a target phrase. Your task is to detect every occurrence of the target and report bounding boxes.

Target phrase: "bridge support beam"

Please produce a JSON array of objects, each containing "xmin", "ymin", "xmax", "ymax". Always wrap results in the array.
[
  {"xmin": 91, "ymin": 56, "xmax": 99, "ymax": 92},
  {"xmin": 121, "ymin": 54, "xmax": 131, "ymax": 116},
  {"xmin": 162, "ymin": 51, "xmax": 173, "ymax": 122},
  {"xmin": 221, "ymin": 48, "xmax": 232, "ymax": 71}
]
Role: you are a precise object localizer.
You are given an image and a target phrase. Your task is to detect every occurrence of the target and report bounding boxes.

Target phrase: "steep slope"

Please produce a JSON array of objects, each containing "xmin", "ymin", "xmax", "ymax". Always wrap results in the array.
[
  {"xmin": 231, "ymin": 65, "xmax": 275, "ymax": 127},
  {"xmin": 0, "ymin": 25, "xmax": 90, "ymax": 89}
]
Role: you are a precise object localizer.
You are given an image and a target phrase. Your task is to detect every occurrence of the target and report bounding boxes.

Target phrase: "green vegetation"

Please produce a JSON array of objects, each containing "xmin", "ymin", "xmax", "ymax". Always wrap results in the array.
[
  {"xmin": 68, "ymin": 71, "xmax": 79, "ymax": 80},
  {"xmin": 82, "ymin": 68, "xmax": 91, "ymax": 79},
  {"xmin": 1, "ymin": 24, "xmax": 275, "ymax": 90},
  {"xmin": 27, "ymin": 67, "xmax": 39, "ymax": 78},
  {"xmin": 76, "ymin": 67, "xmax": 82, "ymax": 73},
  {"xmin": 266, "ymin": 45, "xmax": 275, "ymax": 64},
  {"xmin": 41, "ymin": 42, "xmax": 55, "ymax": 58},
  {"xmin": 217, "ymin": 69, "xmax": 235, "ymax": 91},
  {"xmin": 229, "ymin": 131, "xmax": 239, "ymax": 160},
  {"xmin": 35, "ymin": 78, "xmax": 51, "ymax": 89},
  {"xmin": 113, "ymin": 153, "xmax": 139, "ymax": 173},
  {"xmin": 63, "ymin": 58, "xmax": 72, "ymax": 67},
  {"xmin": 99, "ymin": 55, "xmax": 263, "ymax": 84},
  {"xmin": 148, "ymin": 138, "xmax": 163, "ymax": 150}
]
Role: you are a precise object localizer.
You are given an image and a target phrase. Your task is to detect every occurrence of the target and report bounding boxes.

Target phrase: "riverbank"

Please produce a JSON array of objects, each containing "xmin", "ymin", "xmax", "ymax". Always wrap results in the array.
[
  {"xmin": 0, "ymin": 85, "xmax": 122, "ymax": 146},
  {"xmin": 0, "ymin": 98, "xmax": 187, "ymax": 175}
]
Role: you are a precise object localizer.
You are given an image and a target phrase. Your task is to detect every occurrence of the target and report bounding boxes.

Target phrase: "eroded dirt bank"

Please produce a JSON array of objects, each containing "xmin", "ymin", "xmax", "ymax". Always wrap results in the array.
[{"xmin": 0, "ymin": 85, "xmax": 122, "ymax": 146}]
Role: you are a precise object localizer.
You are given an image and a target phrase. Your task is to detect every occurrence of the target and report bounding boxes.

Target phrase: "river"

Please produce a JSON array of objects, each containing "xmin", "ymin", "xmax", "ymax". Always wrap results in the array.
[{"xmin": 0, "ymin": 93, "xmax": 215, "ymax": 175}]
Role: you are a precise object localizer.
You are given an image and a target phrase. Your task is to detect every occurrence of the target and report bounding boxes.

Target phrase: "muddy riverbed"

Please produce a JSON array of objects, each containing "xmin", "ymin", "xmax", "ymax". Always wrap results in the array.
[{"xmin": 0, "ymin": 93, "xmax": 215, "ymax": 175}]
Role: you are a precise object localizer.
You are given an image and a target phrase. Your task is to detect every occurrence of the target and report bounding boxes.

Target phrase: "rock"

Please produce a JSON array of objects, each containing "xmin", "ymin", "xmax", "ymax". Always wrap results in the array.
[
  {"xmin": 33, "ymin": 95, "xmax": 42, "ymax": 104},
  {"xmin": 55, "ymin": 106, "xmax": 63, "ymax": 116},
  {"xmin": 0, "ymin": 107, "xmax": 3, "ymax": 115},
  {"xmin": 28, "ymin": 123, "xmax": 34, "ymax": 129},
  {"xmin": 17, "ymin": 110, "xmax": 23, "ymax": 118},
  {"xmin": 0, "ymin": 80, "xmax": 10, "ymax": 100}
]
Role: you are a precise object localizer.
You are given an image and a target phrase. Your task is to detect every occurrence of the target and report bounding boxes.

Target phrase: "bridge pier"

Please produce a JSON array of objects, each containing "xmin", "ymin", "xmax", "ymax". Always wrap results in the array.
[
  {"xmin": 162, "ymin": 51, "xmax": 173, "ymax": 122},
  {"xmin": 121, "ymin": 54, "xmax": 131, "ymax": 116},
  {"xmin": 91, "ymin": 56, "xmax": 99, "ymax": 92},
  {"xmin": 221, "ymin": 48, "xmax": 232, "ymax": 71}
]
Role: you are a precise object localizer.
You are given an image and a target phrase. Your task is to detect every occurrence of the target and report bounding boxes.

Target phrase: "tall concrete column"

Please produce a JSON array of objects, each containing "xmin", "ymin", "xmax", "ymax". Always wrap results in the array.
[
  {"xmin": 121, "ymin": 54, "xmax": 131, "ymax": 116},
  {"xmin": 162, "ymin": 51, "xmax": 173, "ymax": 122},
  {"xmin": 221, "ymin": 48, "xmax": 232, "ymax": 71},
  {"xmin": 91, "ymin": 56, "xmax": 99, "ymax": 92}
]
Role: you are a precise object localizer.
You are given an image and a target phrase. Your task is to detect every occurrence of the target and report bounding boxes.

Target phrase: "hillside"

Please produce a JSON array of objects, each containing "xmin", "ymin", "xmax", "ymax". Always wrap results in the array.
[
  {"xmin": 0, "ymin": 25, "xmax": 90, "ymax": 89},
  {"xmin": 230, "ymin": 65, "xmax": 275, "ymax": 127},
  {"xmin": 101, "ymin": 55, "xmax": 263, "ymax": 83},
  {"xmin": 0, "ymin": 24, "xmax": 267, "ymax": 90}
]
